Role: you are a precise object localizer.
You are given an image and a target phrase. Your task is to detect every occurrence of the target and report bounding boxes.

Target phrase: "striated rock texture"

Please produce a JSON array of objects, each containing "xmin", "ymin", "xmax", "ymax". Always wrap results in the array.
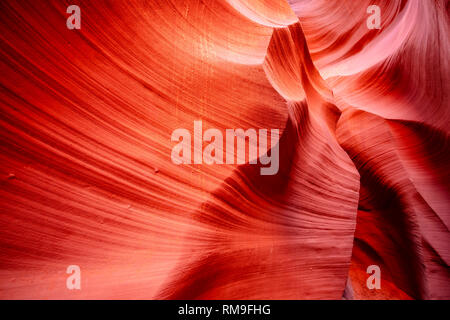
[{"xmin": 0, "ymin": 0, "xmax": 448, "ymax": 299}]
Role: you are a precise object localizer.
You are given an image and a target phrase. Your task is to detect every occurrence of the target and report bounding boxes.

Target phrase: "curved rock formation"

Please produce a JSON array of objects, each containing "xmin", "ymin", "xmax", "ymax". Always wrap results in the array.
[{"xmin": 0, "ymin": 0, "xmax": 448, "ymax": 299}]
